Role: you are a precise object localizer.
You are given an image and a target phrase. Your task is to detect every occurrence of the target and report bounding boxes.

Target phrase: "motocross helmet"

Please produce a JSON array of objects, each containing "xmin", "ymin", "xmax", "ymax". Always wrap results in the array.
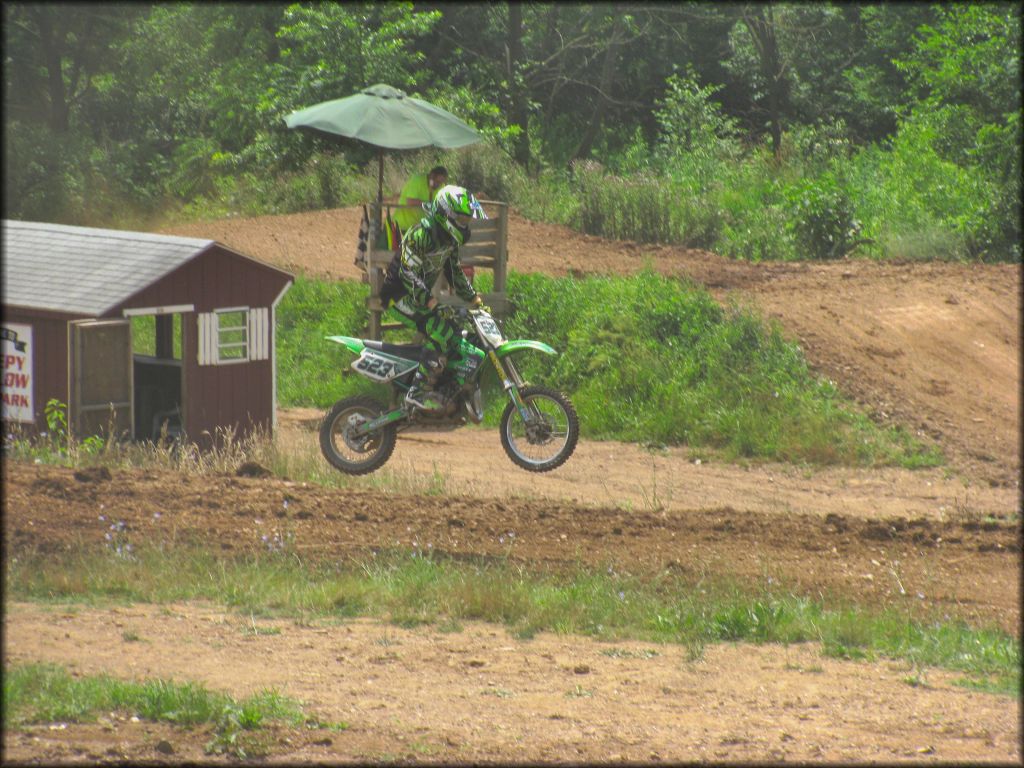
[{"xmin": 429, "ymin": 185, "xmax": 487, "ymax": 245}]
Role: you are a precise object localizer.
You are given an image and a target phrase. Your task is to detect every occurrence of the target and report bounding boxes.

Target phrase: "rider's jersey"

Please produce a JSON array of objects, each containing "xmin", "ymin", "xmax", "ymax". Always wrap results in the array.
[{"xmin": 397, "ymin": 217, "xmax": 476, "ymax": 307}]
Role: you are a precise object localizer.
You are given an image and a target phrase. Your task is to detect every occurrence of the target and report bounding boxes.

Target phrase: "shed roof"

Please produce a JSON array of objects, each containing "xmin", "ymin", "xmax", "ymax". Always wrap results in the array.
[{"xmin": 2, "ymin": 220, "xmax": 218, "ymax": 316}]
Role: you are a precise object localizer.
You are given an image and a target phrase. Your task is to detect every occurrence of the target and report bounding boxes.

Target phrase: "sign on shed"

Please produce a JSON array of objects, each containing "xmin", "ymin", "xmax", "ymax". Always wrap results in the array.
[{"xmin": 2, "ymin": 322, "xmax": 34, "ymax": 423}]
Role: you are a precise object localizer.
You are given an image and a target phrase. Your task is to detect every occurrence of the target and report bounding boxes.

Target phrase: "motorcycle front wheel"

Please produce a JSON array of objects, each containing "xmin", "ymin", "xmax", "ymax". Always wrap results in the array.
[
  {"xmin": 319, "ymin": 395, "xmax": 397, "ymax": 474},
  {"xmin": 500, "ymin": 385, "xmax": 579, "ymax": 472}
]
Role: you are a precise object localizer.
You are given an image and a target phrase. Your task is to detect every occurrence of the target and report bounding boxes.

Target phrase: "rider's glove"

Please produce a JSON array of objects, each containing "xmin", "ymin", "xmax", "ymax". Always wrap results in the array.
[
  {"xmin": 435, "ymin": 303, "xmax": 456, "ymax": 323},
  {"xmin": 472, "ymin": 295, "xmax": 491, "ymax": 313}
]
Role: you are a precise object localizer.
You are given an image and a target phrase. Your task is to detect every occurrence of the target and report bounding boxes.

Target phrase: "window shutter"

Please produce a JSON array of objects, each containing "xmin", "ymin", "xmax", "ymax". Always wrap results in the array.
[
  {"xmin": 197, "ymin": 312, "xmax": 215, "ymax": 365},
  {"xmin": 248, "ymin": 307, "xmax": 269, "ymax": 360}
]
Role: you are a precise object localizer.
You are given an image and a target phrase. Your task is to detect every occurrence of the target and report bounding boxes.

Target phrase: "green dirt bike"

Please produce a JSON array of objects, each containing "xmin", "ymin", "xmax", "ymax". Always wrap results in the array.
[{"xmin": 320, "ymin": 306, "xmax": 579, "ymax": 474}]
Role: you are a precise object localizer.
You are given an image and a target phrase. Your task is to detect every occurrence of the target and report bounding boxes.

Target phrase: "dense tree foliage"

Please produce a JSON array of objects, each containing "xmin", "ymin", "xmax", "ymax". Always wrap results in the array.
[{"xmin": 3, "ymin": 1, "xmax": 1019, "ymax": 261}]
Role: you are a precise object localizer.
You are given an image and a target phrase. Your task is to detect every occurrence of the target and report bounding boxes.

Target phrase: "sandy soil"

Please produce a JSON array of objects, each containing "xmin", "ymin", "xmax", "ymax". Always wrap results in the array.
[
  {"xmin": 3, "ymin": 207, "xmax": 1020, "ymax": 763},
  {"xmin": 2, "ymin": 460, "xmax": 1020, "ymax": 763},
  {"xmin": 4, "ymin": 603, "xmax": 1019, "ymax": 764}
]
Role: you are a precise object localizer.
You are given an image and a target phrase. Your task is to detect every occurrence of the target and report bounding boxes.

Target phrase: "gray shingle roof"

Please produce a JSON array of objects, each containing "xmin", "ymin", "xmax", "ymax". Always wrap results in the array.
[{"xmin": 2, "ymin": 220, "xmax": 214, "ymax": 316}]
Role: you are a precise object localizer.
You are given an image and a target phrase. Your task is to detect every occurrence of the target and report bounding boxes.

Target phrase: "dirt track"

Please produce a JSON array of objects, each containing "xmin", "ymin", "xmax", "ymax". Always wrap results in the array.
[
  {"xmin": 3, "ymin": 207, "xmax": 1020, "ymax": 763},
  {"xmin": 2, "ymin": 459, "xmax": 1021, "ymax": 763}
]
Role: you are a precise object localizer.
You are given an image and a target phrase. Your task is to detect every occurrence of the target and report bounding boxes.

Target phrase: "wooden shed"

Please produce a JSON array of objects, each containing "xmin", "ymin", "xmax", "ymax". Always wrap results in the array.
[{"xmin": 2, "ymin": 220, "xmax": 292, "ymax": 444}]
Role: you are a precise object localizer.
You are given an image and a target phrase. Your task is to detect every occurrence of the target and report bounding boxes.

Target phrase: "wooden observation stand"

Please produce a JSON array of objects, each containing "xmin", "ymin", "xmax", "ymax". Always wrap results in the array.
[{"xmin": 359, "ymin": 200, "xmax": 511, "ymax": 340}]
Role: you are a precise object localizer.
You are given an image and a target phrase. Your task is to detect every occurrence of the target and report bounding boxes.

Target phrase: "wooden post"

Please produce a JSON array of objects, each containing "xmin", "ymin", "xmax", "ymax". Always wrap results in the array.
[
  {"xmin": 494, "ymin": 202, "xmax": 508, "ymax": 296},
  {"xmin": 366, "ymin": 201, "xmax": 383, "ymax": 338}
]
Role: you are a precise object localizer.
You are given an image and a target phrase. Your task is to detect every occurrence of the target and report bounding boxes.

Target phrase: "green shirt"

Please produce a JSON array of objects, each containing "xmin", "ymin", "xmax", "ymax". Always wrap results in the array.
[{"xmin": 395, "ymin": 173, "xmax": 432, "ymax": 232}]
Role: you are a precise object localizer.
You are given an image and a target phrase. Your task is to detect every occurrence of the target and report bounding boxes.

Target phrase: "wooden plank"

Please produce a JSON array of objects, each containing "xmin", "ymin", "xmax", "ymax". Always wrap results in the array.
[
  {"xmin": 467, "ymin": 219, "xmax": 500, "ymax": 236},
  {"xmin": 459, "ymin": 256, "xmax": 498, "ymax": 269},
  {"xmin": 466, "ymin": 245, "xmax": 498, "ymax": 255},
  {"xmin": 367, "ymin": 248, "xmax": 396, "ymax": 267}
]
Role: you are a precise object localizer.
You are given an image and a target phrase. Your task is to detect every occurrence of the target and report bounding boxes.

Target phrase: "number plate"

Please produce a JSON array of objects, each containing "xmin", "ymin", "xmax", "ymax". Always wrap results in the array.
[
  {"xmin": 352, "ymin": 350, "xmax": 417, "ymax": 382},
  {"xmin": 473, "ymin": 312, "xmax": 506, "ymax": 347}
]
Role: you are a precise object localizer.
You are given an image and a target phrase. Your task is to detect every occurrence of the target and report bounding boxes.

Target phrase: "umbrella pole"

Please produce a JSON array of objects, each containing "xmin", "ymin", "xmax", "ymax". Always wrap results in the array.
[{"xmin": 377, "ymin": 151, "xmax": 384, "ymax": 228}]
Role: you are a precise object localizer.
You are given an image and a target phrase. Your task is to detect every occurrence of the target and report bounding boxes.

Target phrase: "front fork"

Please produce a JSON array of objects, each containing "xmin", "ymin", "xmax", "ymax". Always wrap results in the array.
[{"xmin": 488, "ymin": 351, "xmax": 533, "ymax": 422}]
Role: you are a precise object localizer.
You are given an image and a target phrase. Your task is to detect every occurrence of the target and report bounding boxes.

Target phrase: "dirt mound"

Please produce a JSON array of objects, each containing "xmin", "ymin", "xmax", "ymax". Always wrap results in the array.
[{"xmin": 163, "ymin": 207, "xmax": 1021, "ymax": 486}]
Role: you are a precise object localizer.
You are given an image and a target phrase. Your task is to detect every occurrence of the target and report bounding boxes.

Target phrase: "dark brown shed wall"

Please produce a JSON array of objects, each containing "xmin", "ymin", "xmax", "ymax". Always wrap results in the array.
[
  {"xmin": 2, "ymin": 308, "xmax": 81, "ymax": 433},
  {"xmin": 129, "ymin": 246, "xmax": 290, "ymax": 441},
  {"xmin": 182, "ymin": 348, "xmax": 275, "ymax": 439},
  {"xmin": 115, "ymin": 245, "xmax": 290, "ymax": 314}
]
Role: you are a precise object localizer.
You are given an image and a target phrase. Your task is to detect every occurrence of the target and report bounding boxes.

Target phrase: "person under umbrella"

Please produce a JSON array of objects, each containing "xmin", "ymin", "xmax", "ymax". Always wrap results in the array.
[{"xmin": 394, "ymin": 165, "xmax": 448, "ymax": 236}]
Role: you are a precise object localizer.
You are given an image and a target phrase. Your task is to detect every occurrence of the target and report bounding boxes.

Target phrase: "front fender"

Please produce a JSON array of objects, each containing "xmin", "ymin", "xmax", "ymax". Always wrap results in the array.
[
  {"xmin": 495, "ymin": 339, "xmax": 558, "ymax": 358},
  {"xmin": 326, "ymin": 335, "xmax": 365, "ymax": 355}
]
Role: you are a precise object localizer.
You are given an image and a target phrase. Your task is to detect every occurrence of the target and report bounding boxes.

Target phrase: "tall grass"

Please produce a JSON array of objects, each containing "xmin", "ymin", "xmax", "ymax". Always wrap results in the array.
[{"xmin": 6, "ymin": 544, "xmax": 1018, "ymax": 696}]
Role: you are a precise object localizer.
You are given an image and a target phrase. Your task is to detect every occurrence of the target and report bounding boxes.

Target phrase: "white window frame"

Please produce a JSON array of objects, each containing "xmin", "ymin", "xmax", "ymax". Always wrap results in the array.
[{"xmin": 215, "ymin": 306, "xmax": 250, "ymax": 365}]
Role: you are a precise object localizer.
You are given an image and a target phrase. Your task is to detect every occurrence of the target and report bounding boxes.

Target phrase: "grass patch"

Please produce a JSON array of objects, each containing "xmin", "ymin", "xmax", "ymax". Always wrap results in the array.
[
  {"xmin": 275, "ymin": 275, "xmax": 379, "ymax": 408},
  {"xmin": 2, "ymin": 662, "xmax": 343, "ymax": 757},
  {"xmin": 6, "ymin": 543, "xmax": 1017, "ymax": 694}
]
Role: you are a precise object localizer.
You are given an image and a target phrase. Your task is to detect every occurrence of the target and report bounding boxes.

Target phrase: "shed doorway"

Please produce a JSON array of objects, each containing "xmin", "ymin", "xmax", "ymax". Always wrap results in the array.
[
  {"xmin": 69, "ymin": 319, "xmax": 133, "ymax": 439},
  {"xmin": 129, "ymin": 312, "xmax": 184, "ymax": 441}
]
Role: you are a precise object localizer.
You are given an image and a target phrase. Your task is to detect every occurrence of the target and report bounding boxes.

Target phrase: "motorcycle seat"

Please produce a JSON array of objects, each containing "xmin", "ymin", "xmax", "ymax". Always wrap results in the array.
[{"xmin": 364, "ymin": 339, "xmax": 424, "ymax": 359}]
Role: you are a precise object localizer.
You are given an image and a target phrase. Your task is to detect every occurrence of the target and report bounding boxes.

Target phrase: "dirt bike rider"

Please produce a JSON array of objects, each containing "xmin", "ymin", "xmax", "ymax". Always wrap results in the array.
[{"xmin": 379, "ymin": 184, "xmax": 489, "ymax": 411}]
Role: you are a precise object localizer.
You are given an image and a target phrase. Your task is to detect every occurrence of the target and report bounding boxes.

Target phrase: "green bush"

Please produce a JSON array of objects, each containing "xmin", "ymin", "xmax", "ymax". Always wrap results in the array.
[
  {"xmin": 495, "ymin": 270, "xmax": 937, "ymax": 466},
  {"xmin": 784, "ymin": 172, "xmax": 863, "ymax": 260},
  {"xmin": 276, "ymin": 276, "xmax": 377, "ymax": 407},
  {"xmin": 847, "ymin": 111, "xmax": 1004, "ymax": 261}
]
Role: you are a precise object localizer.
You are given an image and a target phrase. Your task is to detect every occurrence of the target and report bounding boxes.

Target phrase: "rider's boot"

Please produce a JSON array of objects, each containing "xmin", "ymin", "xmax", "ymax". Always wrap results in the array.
[{"xmin": 404, "ymin": 355, "xmax": 447, "ymax": 412}]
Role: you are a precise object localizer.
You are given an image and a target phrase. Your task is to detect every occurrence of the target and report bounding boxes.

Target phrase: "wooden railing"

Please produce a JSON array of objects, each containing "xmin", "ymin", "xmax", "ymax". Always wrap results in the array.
[{"xmin": 362, "ymin": 200, "xmax": 511, "ymax": 340}]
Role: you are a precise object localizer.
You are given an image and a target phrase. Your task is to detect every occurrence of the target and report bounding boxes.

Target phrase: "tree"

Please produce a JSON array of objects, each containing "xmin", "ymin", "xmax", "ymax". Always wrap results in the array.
[
  {"xmin": 738, "ymin": 4, "xmax": 789, "ymax": 158},
  {"xmin": 4, "ymin": 3, "xmax": 138, "ymax": 134},
  {"xmin": 506, "ymin": 2, "xmax": 531, "ymax": 167}
]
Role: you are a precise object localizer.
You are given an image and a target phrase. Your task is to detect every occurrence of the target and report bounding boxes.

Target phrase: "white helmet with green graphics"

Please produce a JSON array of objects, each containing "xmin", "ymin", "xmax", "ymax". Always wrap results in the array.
[{"xmin": 430, "ymin": 184, "xmax": 487, "ymax": 245}]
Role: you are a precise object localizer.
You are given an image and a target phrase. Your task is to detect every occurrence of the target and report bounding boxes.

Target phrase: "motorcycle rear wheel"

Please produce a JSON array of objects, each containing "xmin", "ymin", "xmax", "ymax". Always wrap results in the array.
[
  {"xmin": 319, "ymin": 395, "xmax": 397, "ymax": 474},
  {"xmin": 500, "ymin": 385, "xmax": 579, "ymax": 472}
]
